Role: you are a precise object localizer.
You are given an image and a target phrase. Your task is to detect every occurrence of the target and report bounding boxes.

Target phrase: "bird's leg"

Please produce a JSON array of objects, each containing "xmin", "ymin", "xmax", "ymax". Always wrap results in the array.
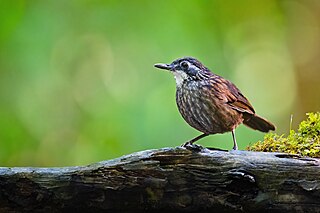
[
  {"xmin": 231, "ymin": 129, "xmax": 238, "ymax": 150},
  {"xmin": 182, "ymin": 133, "xmax": 209, "ymax": 147}
]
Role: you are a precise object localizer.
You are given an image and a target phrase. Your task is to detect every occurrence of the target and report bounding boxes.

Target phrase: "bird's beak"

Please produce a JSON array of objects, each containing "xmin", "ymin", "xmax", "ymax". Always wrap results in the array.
[{"xmin": 154, "ymin": 63, "xmax": 173, "ymax": 71}]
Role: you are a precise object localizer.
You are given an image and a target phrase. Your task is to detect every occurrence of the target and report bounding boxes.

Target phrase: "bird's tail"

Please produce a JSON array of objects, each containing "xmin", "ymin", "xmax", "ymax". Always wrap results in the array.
[{"xmin": 243, "ymin": 114, "xmax": 276, "ymax": 133}]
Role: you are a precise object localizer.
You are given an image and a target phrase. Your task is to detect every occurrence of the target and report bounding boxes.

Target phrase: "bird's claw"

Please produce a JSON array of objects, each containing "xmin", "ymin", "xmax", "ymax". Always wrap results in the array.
[{"xmin": 181, "ymin": 142, "xmax": 206, "ymax": 152}]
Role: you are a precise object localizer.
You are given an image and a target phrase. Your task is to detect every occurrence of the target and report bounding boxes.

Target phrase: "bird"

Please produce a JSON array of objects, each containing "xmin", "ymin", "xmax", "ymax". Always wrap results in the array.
[{"xmin": 154, "ymin": 57, "xmax": 275, "ymax": 150}]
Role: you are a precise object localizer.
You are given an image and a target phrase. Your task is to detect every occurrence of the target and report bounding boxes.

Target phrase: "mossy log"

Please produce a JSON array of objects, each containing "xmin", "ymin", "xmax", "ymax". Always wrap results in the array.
[{"xmin": 0, "ymin": 146, "xmax": 320, "ymax": 212}]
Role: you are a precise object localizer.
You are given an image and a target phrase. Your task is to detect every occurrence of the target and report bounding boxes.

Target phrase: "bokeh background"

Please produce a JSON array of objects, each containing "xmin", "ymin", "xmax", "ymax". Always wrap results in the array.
[{"xmin": 1, "ymin": 0, "xmax": 319, "ymax": 166}]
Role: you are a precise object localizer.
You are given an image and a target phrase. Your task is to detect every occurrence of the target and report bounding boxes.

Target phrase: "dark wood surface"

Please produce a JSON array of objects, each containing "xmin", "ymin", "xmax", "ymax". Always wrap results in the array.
[{"xmin": 1, "ymin": 146, "xmax": 320, "ymax": 212}]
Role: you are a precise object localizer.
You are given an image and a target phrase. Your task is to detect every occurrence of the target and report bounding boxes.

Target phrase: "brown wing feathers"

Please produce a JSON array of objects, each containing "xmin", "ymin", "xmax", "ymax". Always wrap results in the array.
[{"xmin": 214, "ymin": 77, "xmax": 275, "ymax": 132}]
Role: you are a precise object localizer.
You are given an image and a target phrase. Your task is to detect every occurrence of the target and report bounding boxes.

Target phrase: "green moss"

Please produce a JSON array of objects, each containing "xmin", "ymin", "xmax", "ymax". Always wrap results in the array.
[{"xmin": 247, "ymin": 112, "xmax": 320, "ymax": 158}]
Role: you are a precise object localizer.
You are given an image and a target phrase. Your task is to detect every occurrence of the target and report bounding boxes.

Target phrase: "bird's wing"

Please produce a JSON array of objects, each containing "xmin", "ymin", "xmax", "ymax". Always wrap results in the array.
[
  {"xmin": 211, "ymin": 77, "xmax": 255, "ymax": 114},
  {"xmin": 228, "ymin": 98, "xmax": 255, "ymax": 114}
]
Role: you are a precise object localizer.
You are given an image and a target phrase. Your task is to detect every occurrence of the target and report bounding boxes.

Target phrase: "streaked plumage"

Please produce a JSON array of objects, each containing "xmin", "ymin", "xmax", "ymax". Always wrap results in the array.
[{"xmin": 154, "ymin": 57, "xmax": 275, "ymax": 150}]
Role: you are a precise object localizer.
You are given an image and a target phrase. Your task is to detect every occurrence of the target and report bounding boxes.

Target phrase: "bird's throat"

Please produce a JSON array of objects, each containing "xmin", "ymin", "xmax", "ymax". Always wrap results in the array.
[{"xmin": 173, "ymin": 70, "xmax": 189, "ymax": 87}]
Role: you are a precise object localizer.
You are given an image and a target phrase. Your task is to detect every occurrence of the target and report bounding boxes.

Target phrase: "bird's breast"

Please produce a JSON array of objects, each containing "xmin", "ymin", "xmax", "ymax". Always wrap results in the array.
[{"xmin": 176, "ymin": 81, "xmax": 242, "ymax": 134}]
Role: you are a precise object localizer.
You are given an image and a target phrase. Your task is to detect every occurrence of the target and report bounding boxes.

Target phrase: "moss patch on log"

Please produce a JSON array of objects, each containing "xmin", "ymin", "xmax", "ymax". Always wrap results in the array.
[{"xmin": 247, "ymin": 112, "xmax": 320, "ymax": 158}]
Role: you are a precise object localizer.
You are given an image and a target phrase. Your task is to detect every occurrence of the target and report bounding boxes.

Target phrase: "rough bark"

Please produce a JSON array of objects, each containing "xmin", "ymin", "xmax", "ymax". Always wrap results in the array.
[{"xmin": 0, "ymin": 146, "xmax": 320, "ymax": 213}]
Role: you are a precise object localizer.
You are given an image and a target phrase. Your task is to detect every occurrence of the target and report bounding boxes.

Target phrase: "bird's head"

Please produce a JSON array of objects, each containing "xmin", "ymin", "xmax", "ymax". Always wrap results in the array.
[{"xmin": 154, "ymin": 57, "xmax": 211, "ymax": 87}]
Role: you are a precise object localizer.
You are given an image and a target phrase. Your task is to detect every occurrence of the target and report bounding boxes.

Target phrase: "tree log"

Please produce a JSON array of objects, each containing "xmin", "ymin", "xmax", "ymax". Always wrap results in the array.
[{"xmin": 0, "ymin": 146, "xmax": 320, "ymax": 212}]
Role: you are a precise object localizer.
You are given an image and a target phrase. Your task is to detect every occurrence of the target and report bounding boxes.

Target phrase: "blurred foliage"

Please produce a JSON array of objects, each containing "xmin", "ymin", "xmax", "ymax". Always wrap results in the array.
[
  {"xmin": 247, "ymin": 112, "xmax": 320, "ymax": 157},
  {"xmin": 0, "ymin": 0, "xmax": 319, "ymax": 166}
]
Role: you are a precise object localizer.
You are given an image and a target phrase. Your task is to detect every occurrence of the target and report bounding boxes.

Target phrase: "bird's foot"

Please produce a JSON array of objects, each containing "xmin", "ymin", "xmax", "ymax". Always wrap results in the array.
[
  {"xmin": 181, "ymin": 141, "xmax": 192, "ymax": 147},
  {"xmin": 181, "ymin": 142, "xmax": 206, "ymax": 152}
]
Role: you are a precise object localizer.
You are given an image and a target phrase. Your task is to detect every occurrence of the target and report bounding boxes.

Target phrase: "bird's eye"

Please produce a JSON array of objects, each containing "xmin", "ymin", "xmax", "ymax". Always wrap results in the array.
[{"xmin": 180, "ymin": 61, "xmax": 189, "ymax": 70}]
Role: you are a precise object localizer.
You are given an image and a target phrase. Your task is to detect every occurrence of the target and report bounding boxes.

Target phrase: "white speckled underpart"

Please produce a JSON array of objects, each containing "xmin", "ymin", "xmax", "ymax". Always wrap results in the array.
[{"xmin": 176, "ymin": 79, "xmax": 242, "ymax": 134}]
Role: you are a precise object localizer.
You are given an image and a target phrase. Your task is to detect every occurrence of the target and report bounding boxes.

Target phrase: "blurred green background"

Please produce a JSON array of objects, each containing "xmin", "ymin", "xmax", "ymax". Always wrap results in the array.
[{"xmin": 0, "ymin": 0, "xmax": 319, "ymax": 166}]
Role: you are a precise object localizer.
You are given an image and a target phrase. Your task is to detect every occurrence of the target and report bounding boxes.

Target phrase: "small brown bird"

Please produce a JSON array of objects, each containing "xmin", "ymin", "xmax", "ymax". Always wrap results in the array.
[{"xmin": 154, "ymin": 57, "xmax": 275, "ymax": 150}]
